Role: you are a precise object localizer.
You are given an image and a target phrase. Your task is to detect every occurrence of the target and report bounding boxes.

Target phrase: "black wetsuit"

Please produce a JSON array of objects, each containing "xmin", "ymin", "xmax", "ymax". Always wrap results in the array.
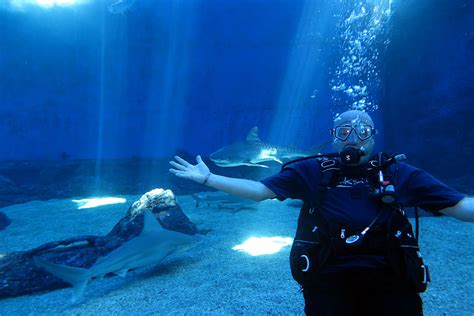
[{"xmin": 261, "ymin": 159, "xmax": 464, "ymax": 316}]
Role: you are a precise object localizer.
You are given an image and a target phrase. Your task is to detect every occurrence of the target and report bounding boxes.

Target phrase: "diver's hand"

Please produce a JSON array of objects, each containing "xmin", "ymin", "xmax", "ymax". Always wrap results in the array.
[{"xmin": 169, "ymin": 155, "xmax": 211, "ymax": 184}]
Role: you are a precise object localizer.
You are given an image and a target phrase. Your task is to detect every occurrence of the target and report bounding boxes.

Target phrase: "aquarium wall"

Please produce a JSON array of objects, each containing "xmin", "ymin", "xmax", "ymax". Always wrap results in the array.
[
  {"xmin": 381, "ymin": 0, "xmax": 474, "ymax": 189},
  {"xmin": 0, "ymin": 0, "xmax": 472, "ymax": 198},
  {"xmin": 0, "ymin": 0, "xmax": 339, "ymax": 161}
]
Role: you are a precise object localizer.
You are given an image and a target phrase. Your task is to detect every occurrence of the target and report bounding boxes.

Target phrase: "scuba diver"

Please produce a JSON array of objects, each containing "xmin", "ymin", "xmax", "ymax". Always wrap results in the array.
[{"xmin": 169, "ymin": 110, "xmax": 473, "ymax": 315}]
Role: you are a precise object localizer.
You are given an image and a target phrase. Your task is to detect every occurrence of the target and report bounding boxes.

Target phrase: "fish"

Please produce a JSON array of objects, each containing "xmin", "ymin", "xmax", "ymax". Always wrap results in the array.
[
  {"xmin": 33, "ymin": 210, "xmax": 200, "ymax": 303},
  {"xmin": 192, "ymin": 192, "xmax": 257, "ymax": 213},
  {"xmin": 209, "ymin": 126, "xmax": 330, "ymax": 168},
  {"xmin": 108, "ymin": 0, "xmax": 136, "ymax": 14}
]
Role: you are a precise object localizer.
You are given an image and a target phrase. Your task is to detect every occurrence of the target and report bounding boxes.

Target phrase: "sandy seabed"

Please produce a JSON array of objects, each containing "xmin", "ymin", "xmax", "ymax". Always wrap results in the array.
[{"xmin": 0, "ymin": 194, "xmax": 473, "ymax": 315}]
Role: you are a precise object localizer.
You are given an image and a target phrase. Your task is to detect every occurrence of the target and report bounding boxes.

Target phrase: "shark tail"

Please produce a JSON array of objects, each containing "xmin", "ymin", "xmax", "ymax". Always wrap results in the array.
[{"xmin": 33, "ymin": 256, "xmax": 90, "ymax": 302}]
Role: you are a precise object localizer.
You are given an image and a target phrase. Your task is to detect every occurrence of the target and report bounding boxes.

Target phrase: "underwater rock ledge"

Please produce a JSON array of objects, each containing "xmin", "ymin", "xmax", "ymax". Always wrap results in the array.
[
  {"xmin": 0, "ymin": 188, "xmax": 206, "ymax": 299},
  {"xmin": 0, "ymin": 157, "xmax": 276, "ymax": 209}
]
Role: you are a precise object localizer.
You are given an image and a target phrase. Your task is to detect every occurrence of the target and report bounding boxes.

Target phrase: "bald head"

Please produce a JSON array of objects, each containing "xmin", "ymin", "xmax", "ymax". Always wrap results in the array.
[
  {"xmin": 333, "ymin": 110, "xmax": 374, "ymax": 128},
  {"xmin": 332, "ymin": 110, "xmax": 376, "ymax": 164}
]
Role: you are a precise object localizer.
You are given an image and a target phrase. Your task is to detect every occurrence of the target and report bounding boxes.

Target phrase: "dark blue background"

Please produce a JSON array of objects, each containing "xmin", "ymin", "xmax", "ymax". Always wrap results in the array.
[{"xmin": 0, "ymin": 0, "xmax": 472, "ymax": 189}]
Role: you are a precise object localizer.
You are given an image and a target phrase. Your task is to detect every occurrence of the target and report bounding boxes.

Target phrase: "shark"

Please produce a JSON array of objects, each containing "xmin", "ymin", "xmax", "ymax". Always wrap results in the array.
[
  {"xmin": 33, "ymin": 210, "xmax": 200, "ymax": 303},
  {"xmin": 209, "ymin": 126, "xmax": 330, "ymax": 168},
  {"xmin": 192, "ymin": 191, "xmax": 257, "ymax": 213},
  {"xmin": 108, "ymin": 0, "xmax": 136, "ymax": 14}
]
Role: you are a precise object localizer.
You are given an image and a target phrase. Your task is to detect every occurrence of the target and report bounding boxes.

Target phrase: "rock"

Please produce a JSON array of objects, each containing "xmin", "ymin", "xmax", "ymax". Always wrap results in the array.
[
  {"xmin": 107, "ymin": 188, "xmax": 201, "ymax": 239},
  {"xmin": 0, "ymin": 211, "xmax": 11, "ymax": 231},
  {"xmin": 0, "ymin": 188, "xmax": 205, "ymax": 299}
]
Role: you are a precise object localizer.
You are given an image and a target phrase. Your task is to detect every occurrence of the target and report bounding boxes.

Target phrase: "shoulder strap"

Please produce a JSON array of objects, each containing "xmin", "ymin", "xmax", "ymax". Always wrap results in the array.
[{"xmin": 314, "ymin": 158, "xmax": 340, "ymax": 209}]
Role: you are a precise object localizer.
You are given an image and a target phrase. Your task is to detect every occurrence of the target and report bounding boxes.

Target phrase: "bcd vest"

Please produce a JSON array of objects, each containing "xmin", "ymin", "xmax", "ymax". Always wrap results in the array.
[{"xmin": 285, "ymin": 155, "xmax": 430, "ymax": 293}]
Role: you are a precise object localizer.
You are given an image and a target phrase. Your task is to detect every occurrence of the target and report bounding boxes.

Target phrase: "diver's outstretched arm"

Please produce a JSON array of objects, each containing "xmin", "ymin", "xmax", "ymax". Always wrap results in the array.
[
  {"xmin": 440, "ymin": 197, "xmax": 474, "ymax": 222},
  {"xmin": 169, "ymin": 155, "xmax": 276, "ymax": 202}
]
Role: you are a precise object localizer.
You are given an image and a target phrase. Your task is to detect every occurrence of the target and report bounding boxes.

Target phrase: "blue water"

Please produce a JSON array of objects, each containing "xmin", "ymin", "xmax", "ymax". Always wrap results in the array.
[
  {"xmin": 0, "ymin": 0, "xmax": 473, "ymax": 312},
  {"xmin": 0, "ymin": 0, "xmax": 471, "ymax": 162}
]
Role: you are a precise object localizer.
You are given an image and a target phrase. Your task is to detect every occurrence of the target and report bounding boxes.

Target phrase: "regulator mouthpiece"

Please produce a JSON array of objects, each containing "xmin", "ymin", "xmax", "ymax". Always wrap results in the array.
[{"xmin": 340, "ymin": 147, "xmax": 365, "ymax": 165}]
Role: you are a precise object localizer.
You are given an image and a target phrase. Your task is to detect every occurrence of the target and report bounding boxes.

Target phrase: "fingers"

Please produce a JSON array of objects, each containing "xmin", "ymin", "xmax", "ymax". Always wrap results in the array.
[
  {"xmin": 196, "ymin": 155, "xmax": 203, "ymax": 164},
  {"xmin": 169, "ymin": 161, "xmax": 187, "ymax": 171},
  {"xmin": 169, "ymin": 169, "xmax": 188, "ymax": 178},
  {"xmin": 174, "ymin": 156, "xmax": 192, "ymax": 167}
]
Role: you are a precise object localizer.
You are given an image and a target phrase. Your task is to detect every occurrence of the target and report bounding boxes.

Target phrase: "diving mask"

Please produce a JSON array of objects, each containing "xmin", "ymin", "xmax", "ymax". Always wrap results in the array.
[{"xmin": 331, "ymin": 124, "xmax": 376, "ymax": 141}]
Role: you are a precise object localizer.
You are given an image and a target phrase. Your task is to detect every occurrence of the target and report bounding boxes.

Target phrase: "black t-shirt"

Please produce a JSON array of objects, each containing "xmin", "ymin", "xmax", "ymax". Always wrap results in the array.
[{"xmin": 260, "ymin": 159, "xmax": 465, "ymax": 270}]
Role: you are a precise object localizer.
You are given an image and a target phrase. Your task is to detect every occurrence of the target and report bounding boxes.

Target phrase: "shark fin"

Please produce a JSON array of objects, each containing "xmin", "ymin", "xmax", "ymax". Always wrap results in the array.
[
  {"xmin": 271, "ymin": 157, "xmax": 283, "ymax": 164},
  {"xmin": 246, "ymin": 127, "xmax": 261, "ymax": 142},
  {"xmin": 142, "ymin": 210, "xmax": 165, "ymax": 234},
  {"xmin": 116, "ymin": 269, "xmax": 128, "ymax": 277},
  {"xmin": 33, "ymin": 256, "xmax": 89, "ymax": 302}
]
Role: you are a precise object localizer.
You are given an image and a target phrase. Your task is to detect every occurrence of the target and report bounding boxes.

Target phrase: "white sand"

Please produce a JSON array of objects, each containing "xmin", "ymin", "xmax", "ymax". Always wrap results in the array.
[{"xmin": 0, "ymin": 194, "xmax": 473, "ymax": 315}]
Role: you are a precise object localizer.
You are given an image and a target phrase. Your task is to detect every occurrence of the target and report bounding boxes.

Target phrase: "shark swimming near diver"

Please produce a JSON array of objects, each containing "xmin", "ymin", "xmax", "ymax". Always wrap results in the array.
[
  {"xmin": 209, "ymin": 126, "xmax": 331, "ymax": 168},
  {"xmin": 192, "ymin": 191, "xmax": 258, "ymax": 213},
  {"xmin": 34, "ymin": 210, "xmax": 200, "ymax": 303}
]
